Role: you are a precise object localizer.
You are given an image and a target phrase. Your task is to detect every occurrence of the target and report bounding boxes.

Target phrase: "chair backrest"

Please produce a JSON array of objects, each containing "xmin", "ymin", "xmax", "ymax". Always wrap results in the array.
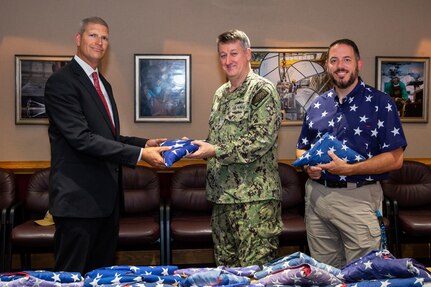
[
  {"xmin": 278, "ymin": 162, "xmax": 305, "ymax": 212},
  {"xmin": 381, "ymin": 160, "xmax": 431, "ymax": 208},
  {"xmin": 122, "ymin": 166, "xmax": 160, "ymax": 215},
  {"xmin": 25, "ymin": 168, "xmax": 50, "ymax": 218},
  {"xmin": 170, "ymin": 164, "xmax": 211, "ymax": 213},
  {"xmin": 0, "ymin": 169, "xmax": 15, "ymax": 210}
]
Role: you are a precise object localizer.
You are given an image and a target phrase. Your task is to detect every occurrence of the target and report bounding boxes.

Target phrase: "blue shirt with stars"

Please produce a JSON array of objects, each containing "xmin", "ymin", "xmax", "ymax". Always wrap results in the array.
[{"xmin": 296, "ymin": 78, "xmax": 407, "ymax": 182}]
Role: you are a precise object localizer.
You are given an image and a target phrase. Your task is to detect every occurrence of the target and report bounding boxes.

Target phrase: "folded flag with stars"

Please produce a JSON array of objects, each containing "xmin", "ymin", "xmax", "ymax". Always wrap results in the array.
[
  {"xmin": 254, "ymin": 251, "xmax": 340, "ymax": 279},
  {"xmin": 340, "ymin": 249, "xmax": 431, "ymax": 283},
  {"xmin": 175, "ymin": 265, "xmax": 261, "ymax": 277},
  {"xmin": 84, "ymin": 265, "xmax": 182, "ymax": 286},
  {"xmin": 181, "ymin": 269, "xmax": 251, "ymax": 287},
  {"xmin": 253, "ymin": 263, "xmax": 343, "ymax": 286},
  {"xmin": 0, "ymin": 270, "xmax": 84, "ymax": 286},
  {"xmin": 292, "ymin": 132, "xmax": 366, "ymax": 167},
  {"xmin": 160, "ymin": 139, "xmax": 199, "ymax": 167}
]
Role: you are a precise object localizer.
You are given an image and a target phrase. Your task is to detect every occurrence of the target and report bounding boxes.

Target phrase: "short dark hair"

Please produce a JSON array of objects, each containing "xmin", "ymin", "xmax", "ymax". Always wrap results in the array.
[
  {"xmin": 217, "ymin": 29, "xmax": 250, "ymax": 50},
  {"xmin": 328, "ymin": 39, "xmax": 360, "ymax": 60},
  {"xmin": 79, "ymin": 16, "xmax": 109, "ymax": 35}
]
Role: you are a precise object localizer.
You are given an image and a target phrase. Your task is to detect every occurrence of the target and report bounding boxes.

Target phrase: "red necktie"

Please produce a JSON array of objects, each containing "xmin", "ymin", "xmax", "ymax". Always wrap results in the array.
[{"xmin": 92, "ymin": 72, "xmax": 116, "ymax": 135}]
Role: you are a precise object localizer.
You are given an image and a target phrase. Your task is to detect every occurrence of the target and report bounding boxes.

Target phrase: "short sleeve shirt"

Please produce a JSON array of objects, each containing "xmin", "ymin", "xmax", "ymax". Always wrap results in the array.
[{"xmin": 296, "ymin": 78, "xmax": 407, "ymax": 182}]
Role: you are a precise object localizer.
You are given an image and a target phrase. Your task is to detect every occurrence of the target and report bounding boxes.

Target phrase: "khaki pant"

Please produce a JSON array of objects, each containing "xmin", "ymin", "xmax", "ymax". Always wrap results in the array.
[
  {"xmin": 211, "ymin": 200, "xmax": 282, "ymax": 267},
  {"xmin": 305, "ymin": 179, "xmax": 382, "ymax": 268}
]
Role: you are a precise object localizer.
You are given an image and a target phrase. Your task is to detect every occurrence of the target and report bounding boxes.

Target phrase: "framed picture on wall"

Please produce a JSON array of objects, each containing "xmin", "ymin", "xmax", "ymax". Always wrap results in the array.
[
  {"xmin": 15, "ymin": 55, "xmax": 71, "ymax": 125},
  {"xmin": 376, "ymin": 56, "xmax": 429, "ymax": 123},
  {"xmin": 251, "ymin": 47, "xmax": 331, "ymax": 125},
  {"xmin": 134, "ymin": 54, "xmax": 191, "ymax": 122}
]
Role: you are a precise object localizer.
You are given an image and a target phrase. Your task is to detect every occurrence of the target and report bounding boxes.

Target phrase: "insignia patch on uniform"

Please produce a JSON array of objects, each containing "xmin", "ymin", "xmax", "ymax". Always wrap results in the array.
[{"xmin": 252, "ymin": 89, "xmax": 270, "ymax": 105}]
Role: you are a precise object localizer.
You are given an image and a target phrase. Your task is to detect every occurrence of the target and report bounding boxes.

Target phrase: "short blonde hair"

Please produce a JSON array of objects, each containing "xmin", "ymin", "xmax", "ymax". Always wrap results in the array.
[{"xmin": 79, "ymin": 16, "xmax": 109, "ymax": 35}]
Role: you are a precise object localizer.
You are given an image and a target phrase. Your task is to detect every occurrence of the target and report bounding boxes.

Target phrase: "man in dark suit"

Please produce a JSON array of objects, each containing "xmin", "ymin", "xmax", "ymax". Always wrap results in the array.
[{"xmin": 44, "ymin": 16, "xmax": 169, "ymax": 274}]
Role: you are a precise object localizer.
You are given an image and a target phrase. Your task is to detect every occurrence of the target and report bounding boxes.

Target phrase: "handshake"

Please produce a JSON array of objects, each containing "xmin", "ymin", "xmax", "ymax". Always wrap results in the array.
[{"xmin": 141, "ymin": 138, "xmax": 215, "ymax": 168}]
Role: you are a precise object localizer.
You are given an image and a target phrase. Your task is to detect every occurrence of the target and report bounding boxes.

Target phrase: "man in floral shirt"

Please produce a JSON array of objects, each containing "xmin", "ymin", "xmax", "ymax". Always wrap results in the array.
[{"xmin": 296, "ymin": 39, "xmax": 407, "ymax": 268}]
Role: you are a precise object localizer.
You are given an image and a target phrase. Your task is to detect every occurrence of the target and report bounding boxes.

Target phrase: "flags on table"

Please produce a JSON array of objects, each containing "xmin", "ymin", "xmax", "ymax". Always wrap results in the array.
[{"xmin": 2, "ymin": 250, "xmax": 431, "ymax": 287}]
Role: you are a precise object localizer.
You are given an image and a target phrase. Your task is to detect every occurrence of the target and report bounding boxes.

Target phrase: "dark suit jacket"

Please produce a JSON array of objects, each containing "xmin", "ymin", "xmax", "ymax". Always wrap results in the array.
[{"xmin": 45, "ymin": 58, "xmax": 147, "ymax": 218}]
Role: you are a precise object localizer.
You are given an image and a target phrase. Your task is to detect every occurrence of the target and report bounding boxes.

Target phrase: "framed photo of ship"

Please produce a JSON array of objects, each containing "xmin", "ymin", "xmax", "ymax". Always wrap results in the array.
[
  {"xmin": 15, "ymin": 55, "xmax": 71, "ymax": 124},
  {"xmin": 251, "ymin": 47, "xmax": 331, "ymax": 125},
  {"xmin": 376, "ymin": 56, "xmax": 429, "ymax": 123},
  {"xmin": 135, "ymin": 54, "xmax": 191, "ymax": 122}
]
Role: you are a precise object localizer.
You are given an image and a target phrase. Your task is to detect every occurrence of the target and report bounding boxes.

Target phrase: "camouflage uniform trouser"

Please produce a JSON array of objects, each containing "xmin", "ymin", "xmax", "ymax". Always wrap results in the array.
[{"xmin": 211, "ymin": 199, "xmax": 282, "ymax": 267}]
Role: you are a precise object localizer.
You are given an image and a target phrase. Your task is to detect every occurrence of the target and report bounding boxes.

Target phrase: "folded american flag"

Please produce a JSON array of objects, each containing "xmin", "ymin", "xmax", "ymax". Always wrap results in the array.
[
  {"xmin": 339, "ymin": 277, "xmax": 431, "ymax": 287},
  {"xmin": 180, "ymin": 269, "xmax": 250, "ymax": 287},
  {"xmin": 255, "ymin": 251, "xmax": 340, "ymax": 279},
  {"xmin": 0, "ymin": 270, "xmax": 84, "ymax": 286},
  {"xmin": 175, "ymin": 265, "xmax": 260, "ymax": 277},
  {"xmin": 84, "ymin": 265, "xmax": 181, "ymax": 286},
  {"xmin": 160, "ymin": 139, "xmax": 199, "ymax": 167},
  {"xmin": 340, "ymin": 249, "xmax": 431, "ymax": 283},
  {"xmin": 293, "ymin": 132, "xmax": 366, "ymax": 167},
  {"xmin": 254, "ymin": 263, "xmax": 343, "ymax": 286}
]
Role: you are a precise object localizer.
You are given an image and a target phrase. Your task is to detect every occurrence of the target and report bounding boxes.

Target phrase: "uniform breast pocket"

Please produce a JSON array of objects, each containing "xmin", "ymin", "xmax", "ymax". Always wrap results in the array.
[
  {"xmin": 225, "ymin": 110, "xmax": 248, "ymax": 125},
  {"xmin": 225, "ymin": 103, "xmax": 249, "ymax": 123}
]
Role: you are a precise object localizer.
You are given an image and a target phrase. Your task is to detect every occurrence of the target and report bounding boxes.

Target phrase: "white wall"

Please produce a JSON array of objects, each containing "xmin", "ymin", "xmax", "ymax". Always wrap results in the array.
[{"xmin": 1, "ymin": 0, "xmax": 431, "ymax": 160}]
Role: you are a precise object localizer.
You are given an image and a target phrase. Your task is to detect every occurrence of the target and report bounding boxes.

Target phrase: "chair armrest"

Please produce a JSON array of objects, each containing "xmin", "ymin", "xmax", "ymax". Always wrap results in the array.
[
  {"xmin": 393, "ymin": 200, "xmax": 398, "ymax": 218},
  {"xmin": 8, "ymin": 201, "xmax": 24, "ymax": 227},
  {"xmin": 1, "ymin": 208, "xmax": 7, "ymax": 225},
  {"xmin": 159, "ymin": 204, "xmax": 166, "ymax": 265},
  {"xmin": 1, "ymin": 199, "xmax": 18, "ymax": 225},
  {"xmin": 165, "ymin": 203, "xmax": 171, "ymax": 265},
  {"xmin": 383, "ymin": 196, "xmax": 392, "ymax": 218},
  {"xmin": 165, "ymin": 203, "xmax": 170, "ymax": 238}
]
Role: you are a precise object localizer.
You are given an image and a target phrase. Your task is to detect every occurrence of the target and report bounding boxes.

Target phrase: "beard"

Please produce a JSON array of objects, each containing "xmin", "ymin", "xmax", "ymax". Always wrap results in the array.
[{"xmin": 329, "ymin": 67, "xmax": 359, "ymax": 89}]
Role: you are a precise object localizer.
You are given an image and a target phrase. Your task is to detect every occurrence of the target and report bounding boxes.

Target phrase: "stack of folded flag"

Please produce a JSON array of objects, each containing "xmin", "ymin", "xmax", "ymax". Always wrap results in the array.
[{"xmin": 2, "ymin": 251, "xmax": 430, "ymax": 286}]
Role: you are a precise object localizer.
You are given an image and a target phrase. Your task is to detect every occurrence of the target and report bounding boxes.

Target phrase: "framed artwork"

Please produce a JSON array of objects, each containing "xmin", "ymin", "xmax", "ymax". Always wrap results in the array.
[
  {"xmin": 251, "ymin": 47, "xmax": 331, "ymax": 125},
  {"xmin": 15, "ymin": 55, "xmax": 71, "ymax": 124},
  {"xmin": 376, "ymin": 56, "xmax": 429, "ymax": 123},
  {"xmin": 135, "ymin": 54, "xmax": 191, "ymax": 122}
]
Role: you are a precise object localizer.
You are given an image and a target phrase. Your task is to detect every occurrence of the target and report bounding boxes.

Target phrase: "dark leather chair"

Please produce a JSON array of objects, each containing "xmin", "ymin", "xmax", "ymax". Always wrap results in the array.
[
  {"xmin": 0, "ymin": 168, "xmax": 16, "ymax": 272},
  {"xmin": 166, "ymin": 164, "xmax": 213, "ymax": 265},
  {"xmin": 381, "ymin": 160, "xmax": 431, "ymax": 257},
  {"xmin": 278, "ymin": 162, "xmax": 307, "ymax": 252},
  {"xmin": 6, "ymin": 168, "xmax": 53, "ymax": 271},
  {"xmin": 118, "ymin": 165, "xmax": 165, "ymax": 265},
  {"xmin": 6, "ymin": 166, "xmax": 165, "ymax": 271}
]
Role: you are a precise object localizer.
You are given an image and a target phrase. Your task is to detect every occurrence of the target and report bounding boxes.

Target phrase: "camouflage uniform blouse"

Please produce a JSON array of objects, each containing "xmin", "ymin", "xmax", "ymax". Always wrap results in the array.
[{"xmin": 206, "ymin": 71, "xmax": 282, "ymax": 204}]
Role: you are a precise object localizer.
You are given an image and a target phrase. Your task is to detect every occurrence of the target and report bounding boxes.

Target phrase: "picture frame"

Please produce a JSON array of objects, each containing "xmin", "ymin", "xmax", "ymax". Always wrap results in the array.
[
  {"xmin": 134, "ymin": 54, "xmax": 191, "ymax": 122},
  {"xmin": 376, "ymin": 56, "xmax": 429, "ymax": 123},
  {"xmin": 251, "ymin": 47, "xmax": 331, "ymax": 125},
  {"xmin": 15, "ymin": 55, "xmax": 71, "ymax": 125}
]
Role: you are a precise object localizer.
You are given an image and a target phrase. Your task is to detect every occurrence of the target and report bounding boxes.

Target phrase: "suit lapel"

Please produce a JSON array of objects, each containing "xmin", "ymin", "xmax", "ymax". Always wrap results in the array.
[{"xmin": 70, "ymin": 60, "xmax": 117, "ymax": 137}]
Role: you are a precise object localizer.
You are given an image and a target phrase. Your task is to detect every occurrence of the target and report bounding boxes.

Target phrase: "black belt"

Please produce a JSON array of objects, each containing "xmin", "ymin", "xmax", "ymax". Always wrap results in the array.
[{"xmin": 314, "ymin": 178, "xmax": 377, "ymax": 188}]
